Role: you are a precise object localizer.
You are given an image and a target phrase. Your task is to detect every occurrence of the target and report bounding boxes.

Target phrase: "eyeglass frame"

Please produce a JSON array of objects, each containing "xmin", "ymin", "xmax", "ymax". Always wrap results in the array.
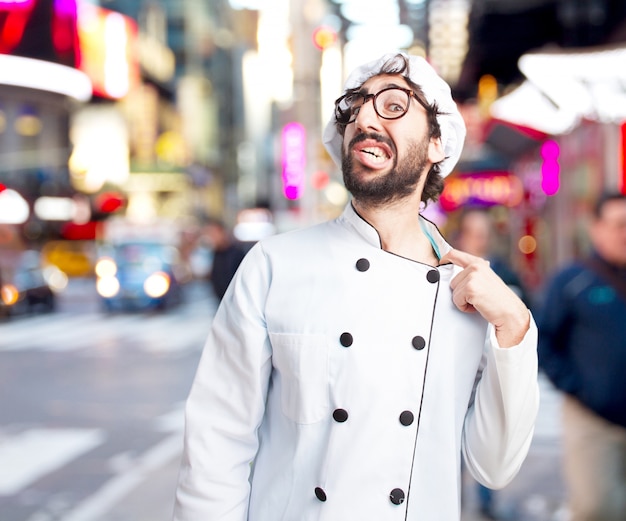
[{"xmin": 333, "ymin": 85, "xmax": 431, "ymax": 126}]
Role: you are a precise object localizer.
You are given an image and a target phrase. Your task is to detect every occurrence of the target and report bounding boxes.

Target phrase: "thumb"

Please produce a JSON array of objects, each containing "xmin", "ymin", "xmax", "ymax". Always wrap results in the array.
[{"xmin": 439, "ymin": 248, "xmax": 479, "ymax": 268}]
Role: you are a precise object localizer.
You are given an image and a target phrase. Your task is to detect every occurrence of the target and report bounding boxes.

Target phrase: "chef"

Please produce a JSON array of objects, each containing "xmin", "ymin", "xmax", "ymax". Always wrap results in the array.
[{"xmin": 173, "ymin": 51, "xmax": 539, "ymax": 521}]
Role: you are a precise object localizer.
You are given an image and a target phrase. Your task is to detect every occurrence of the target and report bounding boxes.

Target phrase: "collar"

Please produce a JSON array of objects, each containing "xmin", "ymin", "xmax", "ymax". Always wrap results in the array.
[{"xmin": 337, "ymin": 202, "xmax": 452, "ymax": 260}]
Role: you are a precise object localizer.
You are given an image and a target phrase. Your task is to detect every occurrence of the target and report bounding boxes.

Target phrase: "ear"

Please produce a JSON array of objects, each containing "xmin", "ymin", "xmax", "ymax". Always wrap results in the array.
[{"xmin": 428, "ymin": 137, "xmax": 445, "ymax": 164}]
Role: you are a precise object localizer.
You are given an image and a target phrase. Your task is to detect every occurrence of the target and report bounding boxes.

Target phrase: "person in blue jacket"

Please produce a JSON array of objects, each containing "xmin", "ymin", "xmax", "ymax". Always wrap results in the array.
[{"xmin": 537, "ymin": 191, "xmax": 626, "ymax": 521}]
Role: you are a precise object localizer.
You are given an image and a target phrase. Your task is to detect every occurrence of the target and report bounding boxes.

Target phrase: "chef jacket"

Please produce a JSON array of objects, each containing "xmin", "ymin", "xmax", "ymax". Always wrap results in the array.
[{"xmin": 174, "ymin": 203, "xmax": 539, "ymax": 521}]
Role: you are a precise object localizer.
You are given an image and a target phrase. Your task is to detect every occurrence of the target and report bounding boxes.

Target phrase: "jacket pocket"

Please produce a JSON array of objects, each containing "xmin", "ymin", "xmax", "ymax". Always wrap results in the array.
[{"xmin": 269, "ymin": 332, "xmax": 329, "ymax": 424}]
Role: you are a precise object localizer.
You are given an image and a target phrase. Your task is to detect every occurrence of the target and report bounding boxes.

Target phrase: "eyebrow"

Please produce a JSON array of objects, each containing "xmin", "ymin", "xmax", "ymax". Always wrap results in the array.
[{"xmin": 357, "ymin": 82, "xmax": 407, "ymax": 95}]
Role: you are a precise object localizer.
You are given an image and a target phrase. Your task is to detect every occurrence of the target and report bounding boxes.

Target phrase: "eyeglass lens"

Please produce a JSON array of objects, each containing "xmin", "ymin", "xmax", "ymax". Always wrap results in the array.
[{"xmin": 340, "ymin": 88, "xmax": 411, "ymax": 123}]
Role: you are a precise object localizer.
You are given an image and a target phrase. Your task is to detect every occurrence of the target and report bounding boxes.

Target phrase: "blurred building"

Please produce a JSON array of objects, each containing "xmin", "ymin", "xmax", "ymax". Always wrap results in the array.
[
  {"xmin": 4, "ymin": 0, "xmax": 625, "ymax": 289},
  {"xmin": 0, "ymin": 0, "xmax": 91, "ymax": 245}
]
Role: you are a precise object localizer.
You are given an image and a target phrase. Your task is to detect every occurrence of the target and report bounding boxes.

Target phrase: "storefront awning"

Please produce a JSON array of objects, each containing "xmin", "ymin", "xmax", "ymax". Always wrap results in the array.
[
  {"xmin": 0, "ymin": 55, "xmax": 92, "ymax": 102},
  {"xmin": 490, "ymin": 45, "xmax": 626, "ymax": 136}
]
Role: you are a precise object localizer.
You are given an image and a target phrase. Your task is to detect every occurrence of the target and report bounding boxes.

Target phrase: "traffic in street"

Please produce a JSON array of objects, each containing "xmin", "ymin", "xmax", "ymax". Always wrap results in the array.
[{"xmin": 0, "ymin": 278, "xmax": 216, "ymax": 521}]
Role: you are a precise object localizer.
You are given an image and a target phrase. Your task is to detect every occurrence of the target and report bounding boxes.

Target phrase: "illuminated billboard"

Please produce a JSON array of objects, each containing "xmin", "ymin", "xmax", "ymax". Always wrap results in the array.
[
  {"xmin": 0, "ymin": 0, "xmax": 80, "ymax": 67},
  {"xmin": 76, "ymin": 2, "xmax": 139, "ymax": 99},
  {"xmin": 281, "ymin": 122, "xmax": 306, "ymax": 200},
  {"xmin": 0, "ymin": 0, "xmax": 139, "ymax": 100},
  {"xmin": 440, "ymin": 171, "xmax": 524, "ymax": 211}
]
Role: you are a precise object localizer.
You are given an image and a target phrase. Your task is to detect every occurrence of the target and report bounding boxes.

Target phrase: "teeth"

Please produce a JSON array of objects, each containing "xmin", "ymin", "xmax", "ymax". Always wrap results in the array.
[{"xmin": 362, "ymin": 147, "xmax": 388, "ymax": 161}]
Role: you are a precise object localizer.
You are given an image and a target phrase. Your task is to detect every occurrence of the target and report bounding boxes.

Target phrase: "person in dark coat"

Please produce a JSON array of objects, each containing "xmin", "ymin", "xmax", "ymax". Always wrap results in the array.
[
  {"xmin": 204, "ymin": 218, "xmax": 246, "ymax": 301},
  {"xmin": 537, "ymin": 191, "xmax": 626, "ymax": 521}
]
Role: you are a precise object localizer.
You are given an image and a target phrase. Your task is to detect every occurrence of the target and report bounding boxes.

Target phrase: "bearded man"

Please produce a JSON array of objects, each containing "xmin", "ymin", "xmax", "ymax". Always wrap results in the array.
[{"xmin": 173, "ymin": 52, "xmax": 539, "ymax": 521}]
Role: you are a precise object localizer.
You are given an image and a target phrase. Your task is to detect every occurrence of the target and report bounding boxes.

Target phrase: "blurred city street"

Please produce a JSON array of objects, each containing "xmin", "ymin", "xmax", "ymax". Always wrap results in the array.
[
  {"xmin": 0, "ymin": 278, "xmax": 217, "ymax": 521},
  {"xmin": 2, "ymin": 1, "xmax": 625, "ymax": 518},
  {"xmin": 0, "ymin": 277, "xmax": 569, "ymax": 521}
]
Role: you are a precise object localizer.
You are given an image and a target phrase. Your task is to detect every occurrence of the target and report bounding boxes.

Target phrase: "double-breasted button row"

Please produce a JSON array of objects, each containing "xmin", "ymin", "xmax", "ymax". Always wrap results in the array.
[
  {"xmin": 355, "ymin": 257, "xmax": 440, "ymax": 285},
  {"xmin": 331, "ymin": 408, "xmax": 414, "ymax": 426},
  {"xmin": 340, "ymin": 332, "xmax": 426, "ymax": 351},
  {"xmin": 314, "ymin": 486, "xmax": 407, "ymax": 505}
]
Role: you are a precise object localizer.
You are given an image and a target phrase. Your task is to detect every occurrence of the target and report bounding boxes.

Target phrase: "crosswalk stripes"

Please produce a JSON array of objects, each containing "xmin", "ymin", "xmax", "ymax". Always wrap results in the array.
[
  {"xmin": 0, "ymin": 428, "xmax": 105, "ymax": 496},
  {"xmin": 0, "ymin": 305, "xmax": 215, "ymax": 354},
  {"xmin": 0, "ymin": 403, "xmax": 185, "ymax": 502}
]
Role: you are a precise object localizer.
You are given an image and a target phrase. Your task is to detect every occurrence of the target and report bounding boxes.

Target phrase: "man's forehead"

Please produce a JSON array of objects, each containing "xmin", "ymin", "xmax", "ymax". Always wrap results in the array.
[{"xmin": 359, "ymin": 73, "xmax": 411, "ymax": 92}]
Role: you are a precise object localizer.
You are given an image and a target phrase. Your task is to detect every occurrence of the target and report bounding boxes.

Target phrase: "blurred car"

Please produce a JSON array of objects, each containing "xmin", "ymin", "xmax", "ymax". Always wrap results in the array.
[
  {"xmin": 41, "ymin": 240, "xmax": 95, "ymax": 277},
  {"xmin": 0, "ymin": 250, "xmax": 64, "ymax": 317},
  {"xmin": 95, "ymin": 242, "xmax": 185, "ymax": 312}
]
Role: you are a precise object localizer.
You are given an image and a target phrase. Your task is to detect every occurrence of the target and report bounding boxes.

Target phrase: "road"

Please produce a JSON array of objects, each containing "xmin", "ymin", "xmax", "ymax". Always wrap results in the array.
[
  {"xmin": 0, "ymin": 277, "xmax": 569, "ymax": 521},
  {"xmin": 0, "ymin": 278, "xmax": 217, "ymax": 521}
]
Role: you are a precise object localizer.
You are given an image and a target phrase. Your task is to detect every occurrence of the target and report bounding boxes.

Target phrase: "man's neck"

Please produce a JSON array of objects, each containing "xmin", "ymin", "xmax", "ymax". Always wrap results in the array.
[{"xmin": 352, "ymin": 195, "xmax": 439, "ymax": 265}]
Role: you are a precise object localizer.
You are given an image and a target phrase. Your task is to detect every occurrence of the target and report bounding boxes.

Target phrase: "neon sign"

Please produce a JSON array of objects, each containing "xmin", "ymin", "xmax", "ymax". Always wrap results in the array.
[
  {"xmin": 540, "ymin": 140, "xmax": 560, "ymax": 196},
  {"xmin": 0, "ymin": 0, "xmax": 79, "ymax": 67},
  {"xmin": 281, "ymin": 122, "xmax": 306, "ymax": 200},
  {"xmin": 440, "ymin": 171, "xmax": 524, "ymax": 211}
]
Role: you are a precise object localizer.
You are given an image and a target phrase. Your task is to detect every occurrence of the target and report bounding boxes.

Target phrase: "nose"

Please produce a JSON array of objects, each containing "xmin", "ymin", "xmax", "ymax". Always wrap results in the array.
[{"xmin": 353, "ymin": 96, "xmax": 381, "ymax": 132}]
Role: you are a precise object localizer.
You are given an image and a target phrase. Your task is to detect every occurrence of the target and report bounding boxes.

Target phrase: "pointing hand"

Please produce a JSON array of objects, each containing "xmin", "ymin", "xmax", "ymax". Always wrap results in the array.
[{"xmin": 439, "ymin": 248, "xmax": 530, "ymax": 348}]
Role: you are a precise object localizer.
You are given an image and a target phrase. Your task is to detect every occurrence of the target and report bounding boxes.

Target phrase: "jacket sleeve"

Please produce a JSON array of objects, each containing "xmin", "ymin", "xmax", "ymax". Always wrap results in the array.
[
  {"xmin": 536, "ymin": 273, "xmax": 580, "ymax": 395},
  {"xmin": 462, "ymin": 311, "xmax": 540, "ymax": 489},
  {"xmin": 173, "ymin": 243, "xmax": 272, "ymax": 521}
]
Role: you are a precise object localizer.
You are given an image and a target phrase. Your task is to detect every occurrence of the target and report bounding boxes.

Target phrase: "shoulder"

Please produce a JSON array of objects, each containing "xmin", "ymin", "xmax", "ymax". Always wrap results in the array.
[
  {"xmin": 548, "ymin": 262, "xmax": 587, "ymax": 284},
  {"xmin": 257, "ymin": 220, "xmax": 337, "ymax": 252},
  {"xmin": 543, "ymin": 261, "xmax": 593, "ymax": 300}
]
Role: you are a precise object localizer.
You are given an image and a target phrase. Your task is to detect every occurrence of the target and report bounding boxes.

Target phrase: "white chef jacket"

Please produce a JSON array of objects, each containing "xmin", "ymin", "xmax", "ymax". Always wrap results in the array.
[{"xmin": 174, "ymin": 203, "xmax": 539, "ymax": 521}]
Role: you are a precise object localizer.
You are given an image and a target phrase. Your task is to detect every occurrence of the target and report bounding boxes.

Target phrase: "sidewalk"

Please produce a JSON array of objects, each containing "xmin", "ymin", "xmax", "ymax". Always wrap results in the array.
[{"xmin": 462, "ymin": 374, "xmax": 569, "ymax": 521}]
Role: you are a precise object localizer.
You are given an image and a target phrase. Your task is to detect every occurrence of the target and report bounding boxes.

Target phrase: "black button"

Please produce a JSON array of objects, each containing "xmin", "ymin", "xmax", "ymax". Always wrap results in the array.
[
  {"xmin": 399, "ymin": 410, "xmax": 414, "ymax": 426},
  {"xmin": 333, "ymin": 408, "xmax": 349, "ymax": 422},
  {"xmin": 426, "ymin": 269, "xmax": 440, "ymax": 283},
  {"xmin": 356, "ymin": 258, "xmax": 370, "ymax": 272},
  {"xmin": 340, "ymin": 332, "xmax": 353, "ymax": 347},
  {"xmin": 389, "ymin": 488, "xmax": 405, "ymax": 505},
  {"xmin": 315, "ymin": 487, "xmax": 327, "ymax": 502},
  {"xmin": 412, "ymin": 336, "xmax": 425, "ymax": 350}
]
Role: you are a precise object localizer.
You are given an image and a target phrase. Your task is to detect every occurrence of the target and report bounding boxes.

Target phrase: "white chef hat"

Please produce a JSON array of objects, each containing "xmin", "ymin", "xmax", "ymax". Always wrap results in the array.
[{"xmin": 322, "ymin": 51, "xmax": 466, "ymax": 178}]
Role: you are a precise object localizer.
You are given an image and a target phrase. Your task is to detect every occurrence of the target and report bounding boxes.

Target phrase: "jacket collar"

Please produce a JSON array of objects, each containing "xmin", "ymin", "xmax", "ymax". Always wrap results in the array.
[{"xmin": 337, "ymin": 202, "xmax": 452, "ymax": 260}]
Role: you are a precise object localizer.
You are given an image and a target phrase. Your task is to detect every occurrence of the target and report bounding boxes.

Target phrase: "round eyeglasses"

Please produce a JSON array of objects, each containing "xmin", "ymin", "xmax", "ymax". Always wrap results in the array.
[{"xmin": 334, "ymin": 86, "xmax": 427, "ymax": 125}]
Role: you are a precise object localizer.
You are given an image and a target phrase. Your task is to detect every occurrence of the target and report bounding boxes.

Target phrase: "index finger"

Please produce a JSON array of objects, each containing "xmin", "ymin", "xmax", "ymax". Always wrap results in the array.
[{"xmin": 439, "ymin": 248, "xmax": 480, "ymax": 268}]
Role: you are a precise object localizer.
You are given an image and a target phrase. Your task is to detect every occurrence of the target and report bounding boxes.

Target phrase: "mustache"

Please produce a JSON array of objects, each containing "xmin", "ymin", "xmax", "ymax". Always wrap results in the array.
[{"xmin": 348, "ymin": 132, "xmax": 396, "ymax": 155}]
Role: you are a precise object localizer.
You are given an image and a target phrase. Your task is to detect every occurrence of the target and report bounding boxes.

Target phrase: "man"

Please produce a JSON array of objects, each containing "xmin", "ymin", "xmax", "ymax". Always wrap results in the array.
[
  {"xmin": 455, "ymin": 208, "xmax": 530, "ymax": 306},
  {"xmin": 537, "ymin": 192, "xmax": 626, "ymax": 521},
  {"xmin": 204, "ymin": 218, "xmax": 247, "ymax": 301},
  {"xmin": 173, "ymin": 52, "xmax": 539, "ymax": 521}
]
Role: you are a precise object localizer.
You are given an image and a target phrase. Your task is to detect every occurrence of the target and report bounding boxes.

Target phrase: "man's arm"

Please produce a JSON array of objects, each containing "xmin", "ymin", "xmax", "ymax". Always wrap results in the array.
[
  {"xmin": 440, "ymin": 248, "xmax": 539, "ymax": 487},
  {"xmin": 462, "ymin": 321, "xmax": 539, "ymax": 488},
  {"xmin": 174, "ymin": 244, "xmax": 272, "ymax": 521}
]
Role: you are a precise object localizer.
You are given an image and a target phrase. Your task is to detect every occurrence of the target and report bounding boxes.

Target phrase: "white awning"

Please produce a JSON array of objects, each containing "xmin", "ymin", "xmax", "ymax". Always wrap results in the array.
[
  {"xmin": 0, "ymin": 55, "xmax": 92, "ymax": 102},
  {"xmin": 491, "ymin": 45, "xmax": 626, "ymax": 135}
]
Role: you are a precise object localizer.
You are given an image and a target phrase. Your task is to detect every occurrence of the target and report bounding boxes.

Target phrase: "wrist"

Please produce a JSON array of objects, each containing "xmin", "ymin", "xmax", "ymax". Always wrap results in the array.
[{"xmin": 494, "ymin": 306, "xmax": 530, "ymax": 348}]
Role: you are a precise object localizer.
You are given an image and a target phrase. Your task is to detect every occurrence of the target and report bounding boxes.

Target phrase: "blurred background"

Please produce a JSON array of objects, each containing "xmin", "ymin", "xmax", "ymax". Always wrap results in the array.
[{"xmin": 0, "ymin": 0, "xmax": 625, "ymax": 520}]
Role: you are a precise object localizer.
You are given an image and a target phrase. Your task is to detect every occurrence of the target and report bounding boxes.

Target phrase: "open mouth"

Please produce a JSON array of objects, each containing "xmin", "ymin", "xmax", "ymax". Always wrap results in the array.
[{"xmin": 361, "ymin": 146, "xmax": 390, "ymax": 162}]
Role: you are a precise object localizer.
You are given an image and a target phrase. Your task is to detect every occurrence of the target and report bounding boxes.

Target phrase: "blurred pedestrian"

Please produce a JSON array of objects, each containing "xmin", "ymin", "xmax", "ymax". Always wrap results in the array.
[
  {"xmin": 173, "ymin": 51, "xmax": 539, "ymax": 521},
  {"xmin": 454, "ymin": 208, "xmax": 532, "ymax": 520},
  {"xmin": 455, "ymin": 208, "xmax": 530, "ymax": 305},
  {"xmin": 204, "ymin": 218, "xmax": 246, "ymax": 301},
  {"xmin": 537, "ymin": 191, "xmax": 626, "ymax": 521}
]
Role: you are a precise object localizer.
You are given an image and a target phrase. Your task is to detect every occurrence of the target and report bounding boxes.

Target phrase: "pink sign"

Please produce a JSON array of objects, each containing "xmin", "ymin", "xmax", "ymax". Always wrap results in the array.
[{"xmin": 281, "ymin": 122, "xmax": 306, "ymax": 200}]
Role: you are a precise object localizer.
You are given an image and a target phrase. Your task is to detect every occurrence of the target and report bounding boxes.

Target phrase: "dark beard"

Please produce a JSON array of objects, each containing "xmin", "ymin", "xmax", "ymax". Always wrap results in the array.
[{"xmin": 341, "ymin": 132, "xmax": 430, "ymax": 207}]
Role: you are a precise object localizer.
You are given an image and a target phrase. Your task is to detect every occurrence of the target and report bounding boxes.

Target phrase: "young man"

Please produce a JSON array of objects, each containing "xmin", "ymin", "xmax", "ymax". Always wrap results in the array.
[
  {"xmin": 173, "ymin": 52, "xmax": 539, "ymax": 521},
  {"xmin": 538, "ymin": 192, "xmax": 626, "ymax": 520}
]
